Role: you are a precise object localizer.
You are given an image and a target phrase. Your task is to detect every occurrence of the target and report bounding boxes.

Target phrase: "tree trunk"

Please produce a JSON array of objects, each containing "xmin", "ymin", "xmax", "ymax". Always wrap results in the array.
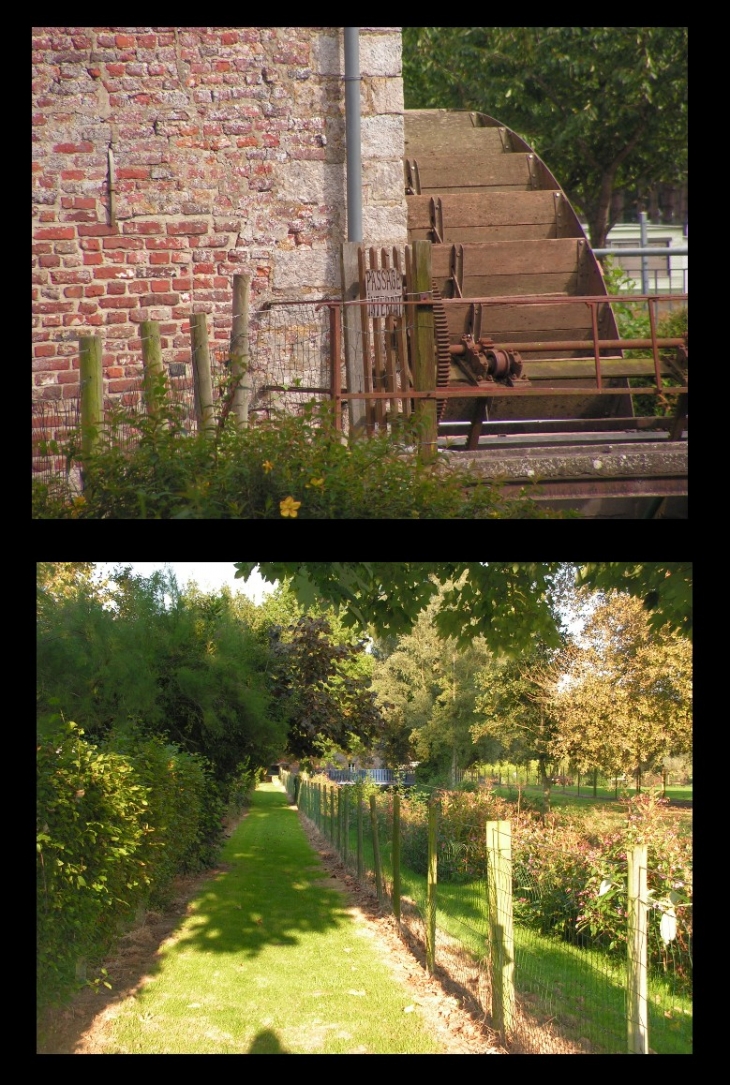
[{"xmin": 538, "ymin": 756, "xmax": 551, "ymax": 813}]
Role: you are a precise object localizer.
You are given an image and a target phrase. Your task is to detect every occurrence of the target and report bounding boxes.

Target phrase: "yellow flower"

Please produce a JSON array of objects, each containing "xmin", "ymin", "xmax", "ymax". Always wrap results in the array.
[
  {"xmin": 262, "ymin": 460, "xmax": 273, "ymax": 473},
  {"xmin": 280, "ymin": 496, "xmax": 302, "ymax": 518},
  {"xmin": 306, "ymin": 477, "xmax": 325, "ymax": 489}
]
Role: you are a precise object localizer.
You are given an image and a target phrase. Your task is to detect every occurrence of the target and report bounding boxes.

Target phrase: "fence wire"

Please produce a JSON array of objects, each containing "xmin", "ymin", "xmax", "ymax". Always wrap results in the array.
[
  {"xmin": 287, "ymin": 774, "xmax": 692, "ymax": 1055},
  {"xmin": 32, "ymin": 303, "xmax": 341, "ymax": 484}
]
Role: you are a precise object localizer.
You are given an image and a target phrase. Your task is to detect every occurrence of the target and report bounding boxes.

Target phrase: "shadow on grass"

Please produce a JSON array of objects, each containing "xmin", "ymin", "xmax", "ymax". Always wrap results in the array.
[
  {"xmin": 248, "ymin": 1028, "xmax": 291, "ymax": 1053},
  {"xmin": 154, "ymin": 786, "xmax": 351, "ymax": 963},
  {"xmin": 37, "ymin": 786, "xmax": 350, "ymax": 1053}
]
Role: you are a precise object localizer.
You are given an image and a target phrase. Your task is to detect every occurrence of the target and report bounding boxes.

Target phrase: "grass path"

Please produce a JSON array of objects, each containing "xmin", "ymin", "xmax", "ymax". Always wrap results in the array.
[{"xmin": 95, "ymin": 783, "xmax": 446, "ymax": 1054}]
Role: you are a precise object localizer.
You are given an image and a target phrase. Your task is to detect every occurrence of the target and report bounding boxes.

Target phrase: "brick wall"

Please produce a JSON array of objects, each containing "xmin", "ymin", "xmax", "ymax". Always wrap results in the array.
[{"xmin": 32, "ymin": 27, "xmax": 406, "ymax": 402}]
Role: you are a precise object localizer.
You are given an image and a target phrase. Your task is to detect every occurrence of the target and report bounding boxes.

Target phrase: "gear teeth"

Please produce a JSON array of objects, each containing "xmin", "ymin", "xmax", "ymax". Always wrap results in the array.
[{"xmin": 432, "ymin": 281, "xmax": 452, "ymax": 423}]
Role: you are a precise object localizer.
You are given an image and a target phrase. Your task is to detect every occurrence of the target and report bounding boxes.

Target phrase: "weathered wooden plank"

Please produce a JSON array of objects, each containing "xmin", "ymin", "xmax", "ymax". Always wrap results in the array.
[
  {"xmin": 408, "ymin": 191, "xmax": 560, "ymax": 229},
  {"xmin": 442, "ymin": 301, "xmax": 601, "ymax": 339},
  {"xmin": 411, "ymin": 224, "xmax": 560, "ymax": 243},
  {"xmin": 413, "ymin": 154, "xmax": 533, "ymax": 191},
  {"xmin": 456, "ymin": 273, "xmax": 577, "ymax": 297},
  {"xmin": 431, "ymin": 239, "xmax": 582, "ymax": 278}
]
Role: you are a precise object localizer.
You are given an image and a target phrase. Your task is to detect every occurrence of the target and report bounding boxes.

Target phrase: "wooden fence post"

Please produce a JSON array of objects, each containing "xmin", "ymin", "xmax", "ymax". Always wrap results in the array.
[
  {"xmin": 486, "ymin": 820, "xmax": 515, "ymax": 1044},
  {"xmin": 369, "ymin": 794, "xmax": 383, "ymax": 904},
  {"xmin": 343, "ymin": 786, "xmax": 350, "ymax": 866},
  {"xmin": 392, "ymin": 789, "xmax": 401, "ymax": 929},
  {"xmin": 140, "ymin": 319, "xmax": 170, "ymax": 430},
  {"xmin": 627, "ymin": 844, "xmax": 649, "ymax": 1054},
  {"xmin": 79, "ymin": 335, "xmax": 103, "ymax": 480},
  {"xmin": 357, "ymin": 786, "xmax": 364, "ymax": 881},
  {"xmin": 229, "ymin": 273, "xmax": 251, "ymax": 426},
  {"xmin": 412, "ymin": 239, "xmax": 437, "ymax": 461},
  {"xmin": 426, "ymin": 798, "xmax": 439, "ymax": 974},
  {"xmin": 189, "ymin": 312, "xmax": 215, "ymax": 433}
]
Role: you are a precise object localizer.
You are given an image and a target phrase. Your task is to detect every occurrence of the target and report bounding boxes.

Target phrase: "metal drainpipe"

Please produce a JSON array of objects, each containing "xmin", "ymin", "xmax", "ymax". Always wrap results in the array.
[{"xmin": 344, "ymin": 28, "xmax": 363, "ymax": 242}]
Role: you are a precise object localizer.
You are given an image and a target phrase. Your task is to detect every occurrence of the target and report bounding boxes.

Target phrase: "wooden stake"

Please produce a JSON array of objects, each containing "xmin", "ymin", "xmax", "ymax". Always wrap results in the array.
[
  {"xmin": 79, "ymin": 335, "xmax": 103, "ymax": 487},
  {"xmin": 412, "ymin": 240, "xmax": 437, "ymax": 460},
  {"xmin": 190, "ymin": 313, "xmax": 215, "ymax": 433},
  {"xmin": 229, "ymin": 273, "xmax": 251, "ymax": 427}
]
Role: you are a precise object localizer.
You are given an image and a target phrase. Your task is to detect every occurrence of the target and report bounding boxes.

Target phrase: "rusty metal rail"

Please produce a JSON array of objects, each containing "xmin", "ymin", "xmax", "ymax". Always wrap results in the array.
[{"xmin": 318, "ymin": 294, "xmax": 688, "ymax": 434}]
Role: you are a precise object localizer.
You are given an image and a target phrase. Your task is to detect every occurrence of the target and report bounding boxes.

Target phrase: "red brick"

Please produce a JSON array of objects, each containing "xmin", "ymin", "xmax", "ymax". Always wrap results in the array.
[
  {"xmin": 83, "ymin": 253, "xmax": 103, "ymax": 265},
  {"xmin": 167, "ymin": 221, "xmax": 207, "ymax": 235},
  {"xmin": 140, "ymin": 293, "xmax": 180, "ymax": 306},
  {"xmin": 34, "ymin": 343, "xmax": 56, "ymax": 358},
  {"xmin": 33, "ymin": 357, "xmax": 70, "ymax": 372},
  {"xmin": 105, "ymin": 311, "xmax": 128, "ymax": 324},
  {"xmin": 220, "ymin": 31, "xmax": 239, "ymax": 45},
  {"xmin": 79, "ymin": 301, "xmax": 100, "ymax": 315},
  {"xmin": 61, "ymin": 170, "xmax": 85, "ymax": 180},
  {"xmin": 103, "ymin": 237, "xmax": 144, "ymax": 249},
  {"xmin": 106, "ymin": 367, "xmax": 125, "ymax": 378},
  {"xmin": 123, "ymin": 220, "xmax": 163, "ymax": 235},
  {"xmin": 73, "ymin": 198, "xmax": 97, "ymax": 210},
  {"xmin": 108, "ymin": 379, "xmax": 140, "ymax": 393},
  {"xmin": 34, "ymin": 227, "xmax": 75, "ymax": 240},
  {"xmin": 115, "ymin": 34, "xmax": 135, "ymax": 48},
  {"xmin": 117, "ymin": 167, "xmax": 150, "ymax": 180},
  {"xmin": 33, "ymin": 301, "xmax": 73, "ymax": 314},
  {"xmin": 94, "ymin": 267, "xmax": 134, "ymax": 279},
  {"xmin": 151, "ymin": 280, "xmax": 170, "ymax": 292},
  {"xmin": 51, "ymin": 270, "xmax": 91, "ymax": 284},
  {"xmin": 85, "ymin": 285, "xmax": 105, "ymax": 297},
  {"xmin": 63, "ymin": 210, "xmax": 98, "ymax": 222},
  {"xmin": 99, "ymin": 296, "xmax": 136, "ymax": 308},
  {"xmin": 53, "ymin": 142, "xmax": 94, "ymax": 154},
  {"xmin": 63, "ymin": 286, "xmax": 84, "ymax": 298},
  {"xmin": 78, "ymin": 225, "xmax": 119, "ymax": 237},
  {"xmin": 145, "ymin": 237, "xmax": 186, "ymax": 250},
  {"xmin": 106, "ymin": 281, "xmax": 127, "ymax": 295},
  {"xmin": 106, "ymin": 63, "xmax": 125, "ymax": 76},
  {"xmin": 39, "ymin": 255, "xmax": 61, "ymax": 268},
  {"xmin": 150, "ymin": 252, "xmax": 171, "ymax": 265}
]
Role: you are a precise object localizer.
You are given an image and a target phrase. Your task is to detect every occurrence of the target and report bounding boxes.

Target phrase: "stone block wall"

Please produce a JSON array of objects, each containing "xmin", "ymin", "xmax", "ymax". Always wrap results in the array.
[{"xmin": 32, "ymin": 27, "xmax": 406, "ymax": 401}]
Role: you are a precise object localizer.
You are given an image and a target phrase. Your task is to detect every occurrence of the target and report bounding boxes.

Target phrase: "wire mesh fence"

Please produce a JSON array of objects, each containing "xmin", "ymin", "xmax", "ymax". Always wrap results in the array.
[
  {"xmin": 286, "ymin": 773, "xmax": 692, "ymax": 1055},
  {"xmin": 32, "ymin": 302, "xmax": 341, "ymax": 485}
]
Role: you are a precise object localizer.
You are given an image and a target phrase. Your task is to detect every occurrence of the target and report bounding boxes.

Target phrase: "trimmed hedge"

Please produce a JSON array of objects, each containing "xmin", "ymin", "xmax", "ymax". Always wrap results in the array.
[{"xmin": 36, "ymin": 721, "xmax": 235, "ymax": 1009}]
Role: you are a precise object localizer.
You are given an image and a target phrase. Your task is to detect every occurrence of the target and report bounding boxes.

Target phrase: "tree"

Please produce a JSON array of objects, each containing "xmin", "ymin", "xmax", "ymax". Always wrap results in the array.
[
  {"xmin": 233, "ymin": 562, "xmax": 692, "ymax": 652},
  {"xmin": 402, "ymin": 27, "xmax": 688, "ymax": 247},
  {"xmin": 37, "ymin": 564, "xmax": 285, "ymax": 781},
  {"xmin": 549, "ymin": 592, "xmax": 692, "ymax": 790},
  {"xmin": 268, "ymin": 616, "xmax": 385, "ymax": 762},
  {"xmin": 471, "ymin": 642, "xmax": 569, "ymax": 808},
  {"xmin": 370, "ymin": 586, "xmax": 497, "ymax": 782}
]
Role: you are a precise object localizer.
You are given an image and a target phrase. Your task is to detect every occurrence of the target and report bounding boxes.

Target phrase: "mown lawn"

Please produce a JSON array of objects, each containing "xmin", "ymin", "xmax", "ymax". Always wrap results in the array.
[{"xmin": 97, "ymin": 784, "xmax": 445, "ymax": 1054}]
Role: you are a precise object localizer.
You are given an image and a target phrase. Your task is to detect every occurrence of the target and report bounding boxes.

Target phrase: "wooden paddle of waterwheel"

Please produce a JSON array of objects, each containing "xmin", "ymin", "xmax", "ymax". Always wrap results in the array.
[{"xmin": 401, "ymin": 110, "xmax": 687, "ymax": 515}]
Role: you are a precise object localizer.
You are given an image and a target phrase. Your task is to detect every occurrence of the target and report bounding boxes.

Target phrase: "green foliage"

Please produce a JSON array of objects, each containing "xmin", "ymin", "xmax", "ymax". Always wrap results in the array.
[
  {"xmin": 403, "ymin": 27, "xmax": 688, "ymax": 247},
  {"xmin": 32, "ymin": 398, "xmax": 572, "ymax": 519},
  {"xmin": 575, "ymin": 794, "xmax": 692, "ymax": 992},
  {"xmin": 37, "ymin": 721, "xmax": 154, "ymax": 1008},
  {"xmin": 36, "ymin": 564, "xmax": 286, "ymax": 779},
  {"xmin": 36, "ymin": 720, "xmax": 234, "ymax": 1010},
  {"xmin": 269, "ymin": 616, "xmax": 384, "ymax": 760}
]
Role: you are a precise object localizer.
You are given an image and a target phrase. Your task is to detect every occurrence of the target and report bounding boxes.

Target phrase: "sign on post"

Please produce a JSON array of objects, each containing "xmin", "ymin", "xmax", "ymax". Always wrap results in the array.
[{"xmin": 365, "ymin": 267, "xmax": 403, "ymax": 317}]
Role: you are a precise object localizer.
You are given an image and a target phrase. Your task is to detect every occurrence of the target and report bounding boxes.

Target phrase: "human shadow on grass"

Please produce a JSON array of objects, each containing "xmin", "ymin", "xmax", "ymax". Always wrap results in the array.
[
  {"xmin": 248, "ymin": 1029, "xmax": 291, "ymax": 1053},
  {"xmin": 37, "ymin": 788, "xmax": 348, "ymax": 1053}
]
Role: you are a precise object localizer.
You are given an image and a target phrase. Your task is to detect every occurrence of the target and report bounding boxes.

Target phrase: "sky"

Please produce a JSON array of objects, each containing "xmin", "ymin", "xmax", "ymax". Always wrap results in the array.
[{"xmin": 93, "ymin": 562, "xmax": 276, "ymax": 604}]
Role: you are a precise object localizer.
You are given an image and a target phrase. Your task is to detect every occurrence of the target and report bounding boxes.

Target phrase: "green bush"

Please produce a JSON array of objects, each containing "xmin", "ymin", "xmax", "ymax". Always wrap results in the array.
[
  {"xmin": 33, "ymin": 399, "xmax": 574, "ymax": 519},
  {"xmin": 37, "ymin": 720, "xmax": 233, "ymax": 1009},
  {"xmin": 37, "ymin": 721, "xmax": 154, "ymax": 1007}
]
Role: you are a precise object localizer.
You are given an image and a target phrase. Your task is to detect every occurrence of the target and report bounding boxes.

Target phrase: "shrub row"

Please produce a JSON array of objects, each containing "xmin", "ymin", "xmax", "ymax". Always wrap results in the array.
[
  {"xmin": 36, "ymin": 721, "xmax": 254, "ymax": 1009},
  {"xmin": 381, "ymin": 786, "xmax": 692, "ymax": 994}
]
